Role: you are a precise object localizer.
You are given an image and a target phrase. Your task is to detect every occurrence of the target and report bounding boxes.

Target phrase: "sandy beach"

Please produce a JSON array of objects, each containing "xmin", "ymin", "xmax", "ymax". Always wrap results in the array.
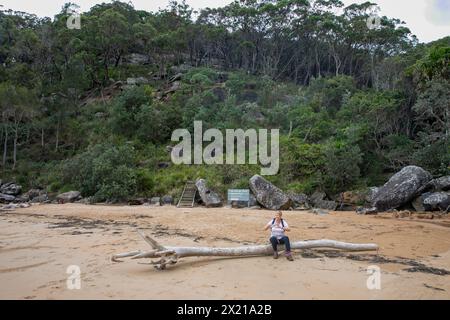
[{"xmin": 0, "ymin": 203, "xmax": 449, "ymax": 300}]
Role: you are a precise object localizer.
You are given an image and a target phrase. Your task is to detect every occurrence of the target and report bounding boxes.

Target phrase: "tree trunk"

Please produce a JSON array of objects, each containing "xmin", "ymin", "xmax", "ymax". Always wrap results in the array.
[
  {"xmin": 12, "ymin": 126, "xmax": 18, "ymax": 170},
  {"xmin": 112, "ymin": 231, "xmax": 379, "ymax": 270},
  {"xmin": 2, "ymin": 125, "xmax": 7, "ymax": 167},
  {"xmin": 55, "ymin": 118, "xmax": 60, "ymax": 152}
]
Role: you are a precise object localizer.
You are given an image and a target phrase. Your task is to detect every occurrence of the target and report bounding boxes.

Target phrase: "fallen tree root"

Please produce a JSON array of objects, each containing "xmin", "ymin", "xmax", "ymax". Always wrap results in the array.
[{"xmin": 112, "ymin": 230, "xmax": 379, "ymax": 270}]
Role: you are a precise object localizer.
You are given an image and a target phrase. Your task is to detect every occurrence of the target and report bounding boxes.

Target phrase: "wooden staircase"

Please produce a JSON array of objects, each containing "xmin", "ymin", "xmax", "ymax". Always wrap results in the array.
[{"xmin": 177, "ymin": 181, "xmax": 197, "ymax": 208}]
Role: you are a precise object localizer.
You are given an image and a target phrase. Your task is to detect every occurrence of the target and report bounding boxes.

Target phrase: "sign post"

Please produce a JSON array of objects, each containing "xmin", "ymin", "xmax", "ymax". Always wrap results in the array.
[{"xmin": 227, "ymin": 189, "xmax": 250, "ymax": 207}]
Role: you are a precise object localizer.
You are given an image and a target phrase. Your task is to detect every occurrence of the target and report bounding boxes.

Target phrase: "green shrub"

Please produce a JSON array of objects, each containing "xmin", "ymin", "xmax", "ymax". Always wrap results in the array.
[
  {"xmin": 59, "ymin": 143, "xmax": 138, "ymax": 201},
  {"xmin": 136, "ymin": 169, "xmax": 155, "ymax": 196}
]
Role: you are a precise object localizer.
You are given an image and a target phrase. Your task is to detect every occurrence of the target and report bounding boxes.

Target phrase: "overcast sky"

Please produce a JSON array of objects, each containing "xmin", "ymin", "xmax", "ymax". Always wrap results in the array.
[{"xmin": 0, "ymin": 0, "xmax": 449, "ymax": 43}]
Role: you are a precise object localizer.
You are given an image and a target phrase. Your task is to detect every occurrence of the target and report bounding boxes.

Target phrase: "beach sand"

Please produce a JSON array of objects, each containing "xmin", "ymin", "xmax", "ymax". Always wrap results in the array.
[{"xmin": 0, "ymin": 203, "xmax": 449, "ymax": 300}]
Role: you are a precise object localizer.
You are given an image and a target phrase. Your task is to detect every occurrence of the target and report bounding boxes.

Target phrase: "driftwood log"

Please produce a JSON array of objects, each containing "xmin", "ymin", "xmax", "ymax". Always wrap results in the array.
[{"xmin": 112, "ymin": 230, "xmax": 379, "ymax": 270}]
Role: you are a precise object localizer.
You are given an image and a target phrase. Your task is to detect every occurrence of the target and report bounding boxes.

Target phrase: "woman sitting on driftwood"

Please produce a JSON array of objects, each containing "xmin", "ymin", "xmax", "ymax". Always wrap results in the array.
[{"xmin": 264, "ymin": 211, "xmax": 294, "ymax": 261}]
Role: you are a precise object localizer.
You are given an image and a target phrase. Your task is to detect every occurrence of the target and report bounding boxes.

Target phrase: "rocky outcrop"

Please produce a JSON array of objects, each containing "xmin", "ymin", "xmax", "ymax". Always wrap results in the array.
[
  {"xmin": 288, "ymin": 193, "xmax": 310, "ymax": 209},
  {"xmin": 0, "ymin": 193, "xmax": 15, "ymax": 203},
  {"xmin": 427, "ymin": 176, "xmax": 450, "ymax": 192},
  {"xmin": 164, "ymin": 81, "xmax": 181, "ymax": 95},
  {"xmin": 371, "ymin": 166, "xmax": 432, "ymax": 211},
  {"xmin": 413, "ymin": 192, "xmax": 450, "ymax": 212},
  {"xmin": 161, "ymin": 195, "xmax": 174, "ymax": 205},
  {"xmin": 56, "ymin": 191, "xmax": 81, "ymax": 204},
  {"xmin": 249, "ymin": 175, "xmax": 292, "ymax": 210},
  {"xmin": 423, "ymin": 192, "xmax": 450, "ymax": 212},
  {"xmin": 123, "ymin": 53, "xmax": 150, "ymax": 65},
  {"xmin": 310, "ymin": 191, "xmax": 326, "ymax": 204},
  {"xmin": 23, "ymin": 189, "xmax": 47, "ymax": 202},
  {"xmin": 31, "ymin": 194, "xmax": 49, "ymax": 203},
  {"xmin": 195, "ymin": 179, "xmax": 222, "ymax": 208},
  {"xmin": 313, "ymin": 199, "xmax": 338, "ymax": 211},
  {"xmin": 309, "ymin": 191, "xmax": 337, "ymax": 210},
  {"xmin": 126, "ymin": 77, "xmax": 150, "ymax": 85},
  {"xmin": 0, "ymin": 183, "xmax": 22, "ymax": 196}
]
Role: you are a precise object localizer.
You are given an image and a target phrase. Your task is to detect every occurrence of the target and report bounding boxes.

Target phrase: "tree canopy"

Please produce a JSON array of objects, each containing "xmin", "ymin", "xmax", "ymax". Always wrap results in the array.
[{"xmin": 0, "ymin": 1, "xmax": 448, "ymax": 199}]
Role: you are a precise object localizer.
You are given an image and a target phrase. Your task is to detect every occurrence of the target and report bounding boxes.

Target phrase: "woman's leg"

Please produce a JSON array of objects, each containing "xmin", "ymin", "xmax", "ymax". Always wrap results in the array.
[
  {"xmin": 270, "ymin": 236, "xmax": 278, "ymax": 252},
  {"xmin": 280, "ymin": 236, "xmax": 291, "ymax": 253},
  {"xmin": 280, "ymin": 236, "xmax": 294, "ymax": 261}
]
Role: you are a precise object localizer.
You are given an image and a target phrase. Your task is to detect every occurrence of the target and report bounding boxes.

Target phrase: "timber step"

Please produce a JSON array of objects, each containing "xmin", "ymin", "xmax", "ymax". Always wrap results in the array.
[{"xmin": 177, "ymin": 181, "xmax": 197, "ymax": 208}]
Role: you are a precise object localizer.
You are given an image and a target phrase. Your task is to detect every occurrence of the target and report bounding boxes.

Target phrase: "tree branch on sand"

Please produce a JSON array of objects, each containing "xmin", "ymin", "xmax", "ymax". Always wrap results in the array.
[{"xmin": 111, "ymin": 230, "xmax": 379, "ymax": 270}]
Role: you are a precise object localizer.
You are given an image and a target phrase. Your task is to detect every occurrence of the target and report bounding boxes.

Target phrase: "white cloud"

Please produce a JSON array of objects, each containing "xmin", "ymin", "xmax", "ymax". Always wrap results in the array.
[
  {"xmin": 0, "ymin": 0, "xmax": 449, "ymax": 42},
  {"xmin": 341, "ymin": 0, "xmax": 450, "ymax": 43},
  {"xmin": 425, "ymin": 0, "xmax": 450, "ymax": 26}
]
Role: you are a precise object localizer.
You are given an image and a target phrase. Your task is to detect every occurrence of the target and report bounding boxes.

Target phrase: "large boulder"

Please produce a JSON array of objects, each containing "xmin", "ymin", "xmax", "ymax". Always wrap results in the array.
[
  {"xmin": 371, "ymin": 166, "xmax": 432, "ymax": 211},
  {"xmin": 0, "ymin": 183, "xmax": 22, "ymax": 196},
  {"xmin": 423, "ymin": 192, "xmax": 450, "ymax": 212},
  {"xmin": 287, "ymin": 193, "xmax": 310, "ymax": 209},
  {"xmin": 249, "ymin": 175, "xmax": 292, "ymax": 210},
  {"xmin": 0, "ymin": 193, "xmax": 15, "ymax": 203},
  {"xmin": 56, "ymin": 191, "xmax": 81, "ymax": 204},
  {"xmin": 308, "ymin": 191, "xmax": 337, "ymax": 210},
  {"xmin": 195, "ymin": 179, "xmax": 222, "ymax": 208},
  {"xmin": 414, "ymin": 192, "xmax": 450, "ymax": 212},
  {"xmin": 23, "ymin": 189, "xmax": 47, "ymax": 201},
  {"xmin": 150, "ymin": 197, "xmax": 161, "ymax": 206},
  {"xmin": 161, "ymin": 195, "xmax": 174, "ymax": 205},
  {"xmin": 30, "ymin": 194, "xmax": 49, "ymax": 203}
]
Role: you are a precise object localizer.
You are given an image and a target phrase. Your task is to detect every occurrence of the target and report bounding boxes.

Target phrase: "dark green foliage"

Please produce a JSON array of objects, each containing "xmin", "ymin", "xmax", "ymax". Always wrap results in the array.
[
  {"xmin": 1, "ymin": 2, "xmax": 448, "ymax": 201},
  {"xmin": 59, "ymin": 143, "xmax": 138, "ymax": 201}
]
